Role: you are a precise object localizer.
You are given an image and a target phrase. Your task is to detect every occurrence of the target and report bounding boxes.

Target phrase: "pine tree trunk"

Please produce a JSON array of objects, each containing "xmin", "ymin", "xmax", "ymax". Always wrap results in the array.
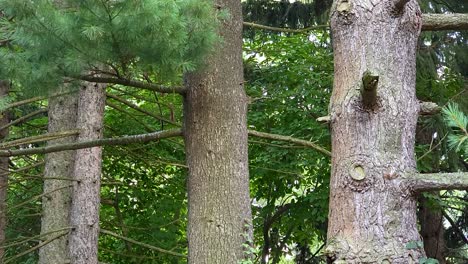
[
  {"xmin": 38, "ymin": 90, "xmax": 78, "ymax": 264},
  {"xmin": 69, "ymin": 83, "xmax": 106, "ymax": 264},
  {"xmin": 418, "ymin": 195, "xmax": 446, "ymax": 264},
  {"xmin": 0, "ymin": 81, "xmax": 9, "ymax": 263},
  {"xmin": 325, "ymin": 0, "xmax": 426, "ymax": 262},
  {"xmin": 183, "ymin": 0, "xmax": 253, "ymax": 262}
]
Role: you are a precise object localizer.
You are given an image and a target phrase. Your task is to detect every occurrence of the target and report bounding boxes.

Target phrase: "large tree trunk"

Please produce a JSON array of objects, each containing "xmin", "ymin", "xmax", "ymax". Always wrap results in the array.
[
  {"xmin": 68, "ymin": 83, "xmax": 106, "ymax": 264},
  {"xmin": 38, "ymin": 90, "xmax": 78, "ymax": 264},
  {"xmin": 325, "ymin": 0, "xmax": 425, "ymax": 262},
  {"xmin": 183, "ymin": 0, "xmax": 253, "ymax": 262},
  {"xmin": 0, "ymin": 81, "xmax": 9, "ymax": 263}
]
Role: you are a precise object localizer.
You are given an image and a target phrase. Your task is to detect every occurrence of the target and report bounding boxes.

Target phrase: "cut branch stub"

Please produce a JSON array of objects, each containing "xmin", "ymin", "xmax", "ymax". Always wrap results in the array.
[
  {"xmin": 419, "ymin": 101, "xmax": 441, "ymax": 115},
  {"xmin": 361, "ymin": 71, "xmax": 379, "ymax": 109},
  {"xmin": 350, "ymin": 165, "xmax": 366, "ymax": 181}
]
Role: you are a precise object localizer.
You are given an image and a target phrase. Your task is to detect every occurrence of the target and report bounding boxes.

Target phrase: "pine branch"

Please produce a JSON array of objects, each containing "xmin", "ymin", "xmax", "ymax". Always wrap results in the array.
[
  {"xmin": 405, "ymin": 172, "xmax": 468, "ymax": 192},
  {"xmin": 79, "ymin": 76, "xmax": 185, "ymax": 94},
  {"xmin": 248, "ymin": 130, "xmax": 331, "ymax": 156},
  {"xmin": 4, "ymin": 230, "xmax": 70, "ymax": 264},
  {"xmin": 100, "ymin": 229, "xmax": 186, "ymax": 258},
  {"xmin": 0, "ymin": 109, "xmax": 47, "ymax": 132},
  {"xmin": 106, "ymin": 93, "xmax": 180, "ymax": 127},
  {"xmin": 0, "ymin": 130, "xmax": 80, "ymax": 149},
  {"xmin": 422, "ymin": 13, "xmax": 468, "ymax": 31},
  {"xmin": 0, "ymin": 129, "xmax": 183, "ymax": 157},
  {"xmin": 243, "ymin": 14, "xmax": 468, "ymax": 33}
]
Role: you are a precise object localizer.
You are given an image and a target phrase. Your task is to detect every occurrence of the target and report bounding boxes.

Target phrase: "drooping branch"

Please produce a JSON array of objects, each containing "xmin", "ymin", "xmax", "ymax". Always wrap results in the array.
[
  {"xmin": 404, "ymin": 172, "xmax": 468, "ymax": 192},
  {"xmin": 0, "ymin": 129, "xmax": 183, "ymax": 157},
  {"xmin": 243, "ymin": 14, "xmax": 468, "ymax": 33},
  {"xmin": 361, "ymin": 71, "xmax": 379, "ymax": 109},
  {"xmin": 248, "ymin": 130, "xmax": 331, "ymax": 156},
  {"xmin": 79, "ymin": 76, "xmax": 186, "ymax": 94},
  {"xmin": 100, "ymin": 229, "xmax": 186, "ymax": 258},
  {"xmin": 422, "ymin": 14, "xmax": 468, "ymax": 31}
]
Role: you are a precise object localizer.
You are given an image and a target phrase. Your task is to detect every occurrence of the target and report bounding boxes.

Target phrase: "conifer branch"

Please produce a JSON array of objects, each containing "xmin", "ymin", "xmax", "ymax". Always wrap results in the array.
[
  {"xmin": 4, "ymin": 230, "xmax": 70, "ymax": 264},
  {"xmin": 100, "ymin": 229, "xmax": 186, "ymax": 258},
  {"xmin": 405, "ymin": 172, "xmax": 468, "ymax": 192},
  {"xmin": 0, "ymin": 96, "xmax": 45, "ymax": 112},
  {"xmin": 79, "ymin": 76, "xmax": 186, "ymax": 94},
  {"xmin": 422, "ymin": 14, "xmax": 468, "ymax": 31},
  {"xmin": 0, "ymin": 129, "xmax": 183, "ymax": 157},
  {"xmin": 0, "ymin": 109, "xmax": 47, "ymax": 132},
  {"xmin": 243, "ymin": 14, "xmax": 468, "ymax": 32},
  {"xmin": 243, "ymin": 22, "xmax": 329, "ymax": 33},
  {"xmin": 0, "ymin": 130, "xmax": 80, "ymax": 149},
  {"xmin": 248, "ymin": 130, "xmax": 331, "ymax": 156},
  {"xmin": 106, "ymin": 93, "xmax": 180, "ymax": 127}
]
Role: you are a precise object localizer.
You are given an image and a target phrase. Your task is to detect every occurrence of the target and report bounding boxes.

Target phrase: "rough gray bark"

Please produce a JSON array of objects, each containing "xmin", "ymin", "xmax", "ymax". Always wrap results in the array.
[
  {"xmin": 39, "ymin": 90, "xmax": 78, "ymax": 264},
  {"xmin": 68, "ymin": 83, "xmax": 106, "ymax": 264},
  {"xmin": 0, "ymin": 81, "xmax": 9, "ymax": 263},
  {"xmin": 325, "ymin": 0, "xmax": 424, "ymax": 262},
  {"xmin": 183, "ymin": 0, "xmax": 253, "ymax": 262}
]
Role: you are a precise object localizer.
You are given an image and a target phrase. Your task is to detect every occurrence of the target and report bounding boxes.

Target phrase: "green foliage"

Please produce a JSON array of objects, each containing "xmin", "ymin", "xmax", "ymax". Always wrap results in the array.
[
  {"xmin": 0, "ymin": 0, "xmax": 218, "ymax": 95},
  {"xmin": 442, "ymin": 103, "xmax": 468, "ymax": 153},
  {"xmin": 245, "ymin": 31, "xmax": 332, "ymax": 262}
]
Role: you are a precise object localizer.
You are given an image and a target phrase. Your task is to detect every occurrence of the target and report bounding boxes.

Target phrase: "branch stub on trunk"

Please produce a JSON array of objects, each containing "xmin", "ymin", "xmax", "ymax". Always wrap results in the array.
[{"xmin": 361, "ymin": 71, "xmax": 379, "ymax": 110}]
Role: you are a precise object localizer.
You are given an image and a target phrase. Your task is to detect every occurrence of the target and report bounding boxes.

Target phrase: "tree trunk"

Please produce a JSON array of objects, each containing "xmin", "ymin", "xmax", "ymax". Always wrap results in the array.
[
  {"xmin": 418, "ymin": 195, "xmax": 446, "ymax": 264},
  {"xmin": 0, "ymin": 81, "xmax": 9, "ymax": 263},
  {"xmin": 68, "ymin": 83, "xmax": 106, "ymax": 264},
  {"xmin": 39, "ymin": 90, "xmax": 78, "ymax": 264},
  {"xmin": 325, "ymin": 0, "xmax": 425, "ymax": 262},
  {"xmin": 183, "ymin": 0, "xmax": 253, "ymax": 262}
]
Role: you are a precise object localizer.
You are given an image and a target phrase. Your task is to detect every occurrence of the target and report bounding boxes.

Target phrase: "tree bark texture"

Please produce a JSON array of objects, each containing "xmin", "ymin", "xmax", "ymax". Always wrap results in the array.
[
  {"xmin": 38, "ymin": 90, "xmax": 78, "ymax": 264},
  {"xmin": 0, "ymin": 81, "xmax": 9, "ymax": 263},
  {"xmin": 326, "ymin": 0, "xmax": 425, "ymax": 262},
  {"xmin": 68, "ymin": 83, "xmax": 106, "ymax": 264},
  {"xmin": 183, "ymin": 0, "xmax": 253, "ymax": 263}
]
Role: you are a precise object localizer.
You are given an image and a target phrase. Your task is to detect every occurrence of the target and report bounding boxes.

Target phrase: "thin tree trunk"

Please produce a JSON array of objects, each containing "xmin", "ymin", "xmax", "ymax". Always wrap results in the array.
[
  {"xmin": 183, "ymin": 0, "xmax": 253, "ymax": 262},
  {"xmin": 0, "ymin": 81, "xmax": 9, "ymax": 263},
  {"xmin": 38, "ymin": 89, "xmax": 78, "ymax": 264},
  {"xmin": 325, "ymin": 0, "xmax": 425, "ymax": 262},
  {"xmin": 68, "ymin": 83, "xmax": 106, "ymax": 264},
  {"xmin": 418, "ymin": 194, "xmax": 446, "ymax": 264}
]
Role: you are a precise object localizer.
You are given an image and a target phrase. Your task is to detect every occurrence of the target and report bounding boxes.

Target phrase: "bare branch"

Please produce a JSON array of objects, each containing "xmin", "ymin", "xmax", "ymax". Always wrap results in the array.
[
  {"xmin": 0, "ymin": 129, "xmax": 183, "ymax": 157},
  {"xmin": 422, "ymin": 14, "xmax": 468, "ymax": 31},
  {"xmin": 244, "ymin": 14, "xmax": 468, "ymax": 33},
  {"xmin": 0, "ymin": 130, "xmax": 80, "ymax": 149},
  {"xmin": 248, "ymin": 130, "xmax": 331, "ymax": 156},
  {"xmin": 100, "ymin": 229, "xmax": 186, "ymax": 258},
  {"xmin": 4, "ymin": 230, "xmax": 70, "ymax": 263},
  {"xmin": 79, "ymin": 76, "xmax": 185, "ymax": 94},
  {"xmin": 243, "ymin": 22, "xmax": 328, "ymax": 33},
  {"xmin": 404, "ymin": 172, "xmax": 468, "ymax": 192},
  {"xmin": 106, "ymin": 93, "xmax": 180, "ymax": 127},
  {"xmin": 0, "ymin": 109, "xmax": 47, "ymax": 132}
]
